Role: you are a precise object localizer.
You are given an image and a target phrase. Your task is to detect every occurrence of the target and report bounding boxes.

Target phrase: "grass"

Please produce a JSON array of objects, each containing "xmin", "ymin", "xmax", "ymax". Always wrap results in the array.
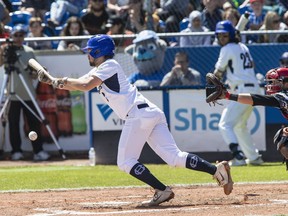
[{"xmin": 0, "ymin": 162, "xmax": 287, "ymax": 191}]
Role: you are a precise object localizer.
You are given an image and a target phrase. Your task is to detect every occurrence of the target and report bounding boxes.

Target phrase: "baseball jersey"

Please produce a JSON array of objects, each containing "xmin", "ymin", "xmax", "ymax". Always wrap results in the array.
[
  {"xmin": 86, "ymin": 59, "xmax": 150, "ymax": 119},
  {"xmin": 250, "ymin": 92, "xmax": 288, "ymax": 119},
  {"xmin": 215, "ymin": 42, "xmax": 258, "ymax": 88},
  {"xmin": 273, "ymin": 92, "xmax": 288, "ymax": 120}
]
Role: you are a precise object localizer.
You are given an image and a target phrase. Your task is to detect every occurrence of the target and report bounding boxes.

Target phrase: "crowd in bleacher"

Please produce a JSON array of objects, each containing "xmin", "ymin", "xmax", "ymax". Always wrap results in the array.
[{"xmin": 0, "ymin": 0, "xmax": 288, "ymax": 50}]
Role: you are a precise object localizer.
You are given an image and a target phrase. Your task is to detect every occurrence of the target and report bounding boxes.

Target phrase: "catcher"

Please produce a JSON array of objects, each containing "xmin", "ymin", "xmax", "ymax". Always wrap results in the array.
[{"xmin": 206, "ymin": 67, "xmax": 288, "ymax": 170}]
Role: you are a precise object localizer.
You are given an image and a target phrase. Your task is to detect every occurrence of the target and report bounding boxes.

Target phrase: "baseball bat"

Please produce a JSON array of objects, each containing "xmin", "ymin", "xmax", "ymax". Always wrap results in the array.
[
  {"xmin": 28, "ymin": 58, "xmax": 55, "ymax": 83},
  {"xmin": 235, "ymin": 11, "xmax": 250, "ymax": 31}
]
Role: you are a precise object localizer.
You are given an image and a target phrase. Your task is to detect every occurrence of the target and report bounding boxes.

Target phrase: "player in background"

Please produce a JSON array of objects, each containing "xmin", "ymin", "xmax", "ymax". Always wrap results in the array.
[
  {"xmin": 213, "ymin": 20, "xmax": 263, "ymax": 166},
  {"xmin": 220, "ymin": 67, "xmax": 288, "ymax": 170},
  {"xmin": 279, "ymin": 52, "xmax": 288, "ymax": 68},
  {"xmin": 40, "ymin": 34, "xmax": 233, "ymax": 206}
]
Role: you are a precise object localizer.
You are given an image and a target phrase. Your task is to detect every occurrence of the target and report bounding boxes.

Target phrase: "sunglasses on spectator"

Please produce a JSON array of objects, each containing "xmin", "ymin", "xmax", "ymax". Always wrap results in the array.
[
  {"xmin": 92, "ymin": 0, "xmax": 104, "ymax": 2},
  {"xmin": 217, "ymin": 34, "xmax": 229, "ymax": 38},
  {"xmin": 273, "ymin": 19, "xmax": 281, "ymax": 24},
  {"xmin": 13, "ymin": 34, "xmax": 24, "ymax": 37},
  {"xmin": 281, "ymin": 60, "xmax": 288, "ymax": 65}
]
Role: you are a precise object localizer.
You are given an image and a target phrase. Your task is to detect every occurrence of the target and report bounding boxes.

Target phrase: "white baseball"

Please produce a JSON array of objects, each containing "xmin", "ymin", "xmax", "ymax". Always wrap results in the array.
[{"xmin": 28, "ymin": 131, "xmax": 38, "ymax": 141}]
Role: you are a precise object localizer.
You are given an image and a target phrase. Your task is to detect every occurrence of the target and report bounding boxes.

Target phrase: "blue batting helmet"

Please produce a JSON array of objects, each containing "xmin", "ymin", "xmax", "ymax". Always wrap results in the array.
[
  {"xmin": 215, "ymin": 20, "xmax": 235, "ymax": 40},
  {"xmin": 82, "ymin": 34, "xmax": 115, "ymax": 58}
]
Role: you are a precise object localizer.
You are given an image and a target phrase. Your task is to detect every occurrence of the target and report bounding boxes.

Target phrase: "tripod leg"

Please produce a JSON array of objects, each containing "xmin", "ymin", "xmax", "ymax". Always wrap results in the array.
[
  {"xmin": 0, "ymin": 98, "xmax": 10, "ymax": 157},
  {"xmin": 0, "ymin": 74, "xmax": 9, "ymax": 105},
  {"xmin": 17, "ymin": 71, "xmax": 66, "ymax": 159}
]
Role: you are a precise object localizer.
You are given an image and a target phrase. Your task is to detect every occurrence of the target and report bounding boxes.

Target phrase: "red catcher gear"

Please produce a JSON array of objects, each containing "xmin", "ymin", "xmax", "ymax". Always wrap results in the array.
[{"xmin": 265, "ymin": 67, "xmax": 288, "ymax": 95}]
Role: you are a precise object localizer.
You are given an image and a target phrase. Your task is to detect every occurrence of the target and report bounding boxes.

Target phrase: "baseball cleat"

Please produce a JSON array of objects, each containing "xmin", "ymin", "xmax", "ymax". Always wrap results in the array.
[
  {"xmin": 245, "ymin": 156, "xmax": 264, "ymax": 165},
  {"xmin": 33, "ymin": 151, "xmax": 50, "ymax": 161},
  {"xmin": 11, "ymin": 152, "xmax": 24, "ymax": 161},
  {"xmin": 213, "ymin": 161, "xmax": 234, "ymax": 195},
  {"xmin": 229, "ymin": 158, "xmax": 246, "ymax": 166},
  {"xmin": 141, "ymin": 186, "xmax": 175, "ymax": 207}
]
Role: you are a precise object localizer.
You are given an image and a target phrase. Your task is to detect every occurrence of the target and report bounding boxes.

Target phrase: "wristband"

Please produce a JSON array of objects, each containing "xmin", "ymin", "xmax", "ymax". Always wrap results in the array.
[
  {"xmin": 225, "ymin": 91, "xmax": 230, "ymax": 99},
  {"xmin": 59, "ymin": 77, "xmax": 68, "ymax": 89},
  {"xmin": 229, "ymin": 94, "xmax": 239, "ymax": 101}
]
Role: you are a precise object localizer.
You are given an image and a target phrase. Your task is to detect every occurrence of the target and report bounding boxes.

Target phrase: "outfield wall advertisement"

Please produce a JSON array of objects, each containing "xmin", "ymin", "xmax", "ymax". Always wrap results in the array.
[{"xmin": 90, "ymin": 89, "xmax": 266, "ymax": 152}]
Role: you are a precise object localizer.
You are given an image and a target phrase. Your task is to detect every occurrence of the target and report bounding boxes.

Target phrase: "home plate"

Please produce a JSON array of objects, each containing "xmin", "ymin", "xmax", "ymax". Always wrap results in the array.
[{"xmin": 81, "ymin": 201, "xmax": 133, "ymax": 207}]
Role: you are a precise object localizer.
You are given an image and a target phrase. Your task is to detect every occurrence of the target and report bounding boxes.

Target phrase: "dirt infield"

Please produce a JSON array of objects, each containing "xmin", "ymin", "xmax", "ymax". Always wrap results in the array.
[
  {"xmin": 0, "ymin": 160, "xmax": 288, "ymax": 216},
  {"xmin": 0, "ymin": 183, "xmax": 288, "ymax": 216}
]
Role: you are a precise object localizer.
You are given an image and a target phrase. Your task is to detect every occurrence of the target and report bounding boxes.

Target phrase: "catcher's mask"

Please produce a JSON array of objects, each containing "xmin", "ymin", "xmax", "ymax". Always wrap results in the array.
[
  {"xmin": 82, "ymin": 34, "xmax": 115, "ymax": 59},
  {"xmin": 265, "ymin": 67, "xmax": 288, "ymax": 95},
  {"xmin": 215, "ymin": 20, "xmax": 235, "ymax": 41}
]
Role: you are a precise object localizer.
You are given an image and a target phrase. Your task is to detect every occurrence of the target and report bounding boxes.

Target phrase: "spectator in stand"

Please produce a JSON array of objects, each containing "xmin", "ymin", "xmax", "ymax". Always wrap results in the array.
[
  {"xmin": 263, "ymin": 0, "xmax": 287, "ymax": 17},
  {"xmin": 280, "ymin": 52, "xmax": 288, "ymax": 67},
  {"xmin": 81, "ymin": 0, "xmax": 110, "ymax": 35},
  {"xmin": 179, "ymin": 10, "xmax": 211, "ymax": 47},
  {"xmin": 127, "ymin": 0, "xmax": 145, "ymax": 33},
  {"xmin": 0, "ymin": 22, "xmax": 10, "ymax": 38},
  {"xmin": 26, "ymin": 17, "xmax": 52, "ymax": 50},
  {"xmin": 223, "ymin": 8, "xmax": 240, "ymax": 27},
  {"xmin": 222, "ymin": 1, "xmax": 233, "ymax": 11},
  {"xmin": 155, "ymin": 0, "xmax": 189, "ymax": 33},
  {"xmin": 0, "ymin": 0, "xmax": 11, "ymax": 25},
  {"xmin": 246, "ymin": 0, "xmax": 266, "ymax": 43},
  {"xmin": 20, "ymin": 0, "xmax": 52, "ymax": 20},
  {"xmin": 283, "ymin": 10, "xmax": 288, "ymax": 27},
  {"xmin": 221, "ymin": 8, "xmax": 247, "ymax": 43},
  {"xmin": 201, "ymin": 0, "xmax": 223, "ymax": 32},
  {"xmin": 106, "ymin": 15, "xmax": 133, "ymax": 47},
  {"xmin": 107, "ymin": 0, "xmax": 130, "ymax": 20},
  {"xmin": 0, "ymin": 24, "xmax": 50, "ymax": 161},
  {"xmin": 160, "ymin": 51, "xmax": 202, "ymax": 86},
  {"xmin": 48, "ymin": 0, "xmax": 88, "ymax": 27},
  {"xmin": 258, "ymin": 11, "xmax": 288, "ymax": 43},
  {"xmin": 57, "ymin": 16, "xmax": 88, "ymax": 51},
  {"xmin": 127, "ymin": 0, "xmax": 163, "ymax": 33},
  {"xmin": 2, "ymin": 0, "xmax": 12, "ymax": 12}
]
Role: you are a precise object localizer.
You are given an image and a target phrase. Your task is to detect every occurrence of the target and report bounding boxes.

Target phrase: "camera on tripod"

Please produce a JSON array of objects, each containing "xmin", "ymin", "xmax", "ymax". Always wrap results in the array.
[{"xmin": 3, "ymin": 38, "xmax": 19, "ymax": 65}]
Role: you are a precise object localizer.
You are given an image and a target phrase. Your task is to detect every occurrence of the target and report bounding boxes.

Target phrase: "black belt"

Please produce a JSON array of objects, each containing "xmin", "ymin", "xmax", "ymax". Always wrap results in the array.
[
  {"xmin": 235, "ymin": 83, "xmax": 255, "ymax": 89},
  {"xmin": 137, "ymin": 103, "xmax": 149, "ymax": 109},
  {"xmin": 244, "ymin": 83, "xmax": 255, "ymax": 87}
]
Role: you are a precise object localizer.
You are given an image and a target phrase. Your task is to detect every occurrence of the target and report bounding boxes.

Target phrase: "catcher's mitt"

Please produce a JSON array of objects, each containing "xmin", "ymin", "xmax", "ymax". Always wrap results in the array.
[{"xmin": 205, "ymin": 73, "xmax": 227, "ymax": 106}]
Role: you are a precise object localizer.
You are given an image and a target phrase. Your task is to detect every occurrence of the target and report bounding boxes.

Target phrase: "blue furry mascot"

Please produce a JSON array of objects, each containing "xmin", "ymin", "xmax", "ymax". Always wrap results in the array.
[{"xmin": 125, "ymin": 30, "xmax": 167, "ymax": 87}]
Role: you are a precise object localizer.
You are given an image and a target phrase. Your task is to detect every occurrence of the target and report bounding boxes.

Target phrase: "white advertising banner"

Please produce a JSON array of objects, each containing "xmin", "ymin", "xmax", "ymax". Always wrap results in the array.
[
  {"xmin": 91, "ymin": 90, "xmax": 163, "ymax": 131},
  {"xmin": 169, "ymin": 89, "xmax": 266, "ymax": 152},
  {"xmin": 0, "ymin": 53, "xmax": 91, "ymax": 152}
]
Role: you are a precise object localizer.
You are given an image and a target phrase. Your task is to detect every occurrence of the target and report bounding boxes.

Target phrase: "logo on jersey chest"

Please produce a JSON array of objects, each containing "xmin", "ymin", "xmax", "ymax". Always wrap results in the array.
[{"xmin": 97, "ymin": 104, "xmax": 113, "ymax": 120}]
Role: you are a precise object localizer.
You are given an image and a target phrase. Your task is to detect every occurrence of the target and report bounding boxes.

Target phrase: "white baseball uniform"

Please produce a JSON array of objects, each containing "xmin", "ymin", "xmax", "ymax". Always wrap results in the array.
[
  {"xmin": 85, "ymin": 59, "xmax": 188, "ymax": 173},
  {"xmin": 215, "ymin": 42, "xmax": 262, "ymax": 161}
]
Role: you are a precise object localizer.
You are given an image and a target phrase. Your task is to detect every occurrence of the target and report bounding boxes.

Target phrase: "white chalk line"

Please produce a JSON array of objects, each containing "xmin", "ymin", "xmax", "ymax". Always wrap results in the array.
[
  {"xmin": 2, "ymin": 180, "xmax": 288, "ymax": 194},
  {"xmin": 28, "ymin": 199, "xmax": 288, "ymax": 216}
]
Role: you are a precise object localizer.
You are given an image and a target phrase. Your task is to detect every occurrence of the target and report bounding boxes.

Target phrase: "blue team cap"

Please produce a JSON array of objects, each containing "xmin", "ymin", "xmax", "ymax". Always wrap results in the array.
[{"xmin": 11, "ymin": 24, "xmax": 28, "ymax": 35}]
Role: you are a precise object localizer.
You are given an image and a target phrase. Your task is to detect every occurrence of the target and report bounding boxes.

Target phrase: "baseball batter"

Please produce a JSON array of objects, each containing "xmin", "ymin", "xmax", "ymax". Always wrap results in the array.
[
  {"xmin": 38, "ymin": 34, "xmax": 233, "ymax": 206},
  {"xmin": 213, "ymin": 20, "xmax": 263, "ymax": 166}
]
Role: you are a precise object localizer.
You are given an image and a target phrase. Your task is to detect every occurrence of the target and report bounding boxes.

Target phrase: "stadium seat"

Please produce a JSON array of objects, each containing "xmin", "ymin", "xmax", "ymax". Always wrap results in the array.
[
  {"xmin": 79, "ymin": 9, "xmax": 87, "ymax": 18},
  {"xmin": 44, "ymin": 11, "xmax": 71, "ymax": 26},
  {"xmin": 179, "ymin": 17, "xmax": 189, "ymax": 31}
]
